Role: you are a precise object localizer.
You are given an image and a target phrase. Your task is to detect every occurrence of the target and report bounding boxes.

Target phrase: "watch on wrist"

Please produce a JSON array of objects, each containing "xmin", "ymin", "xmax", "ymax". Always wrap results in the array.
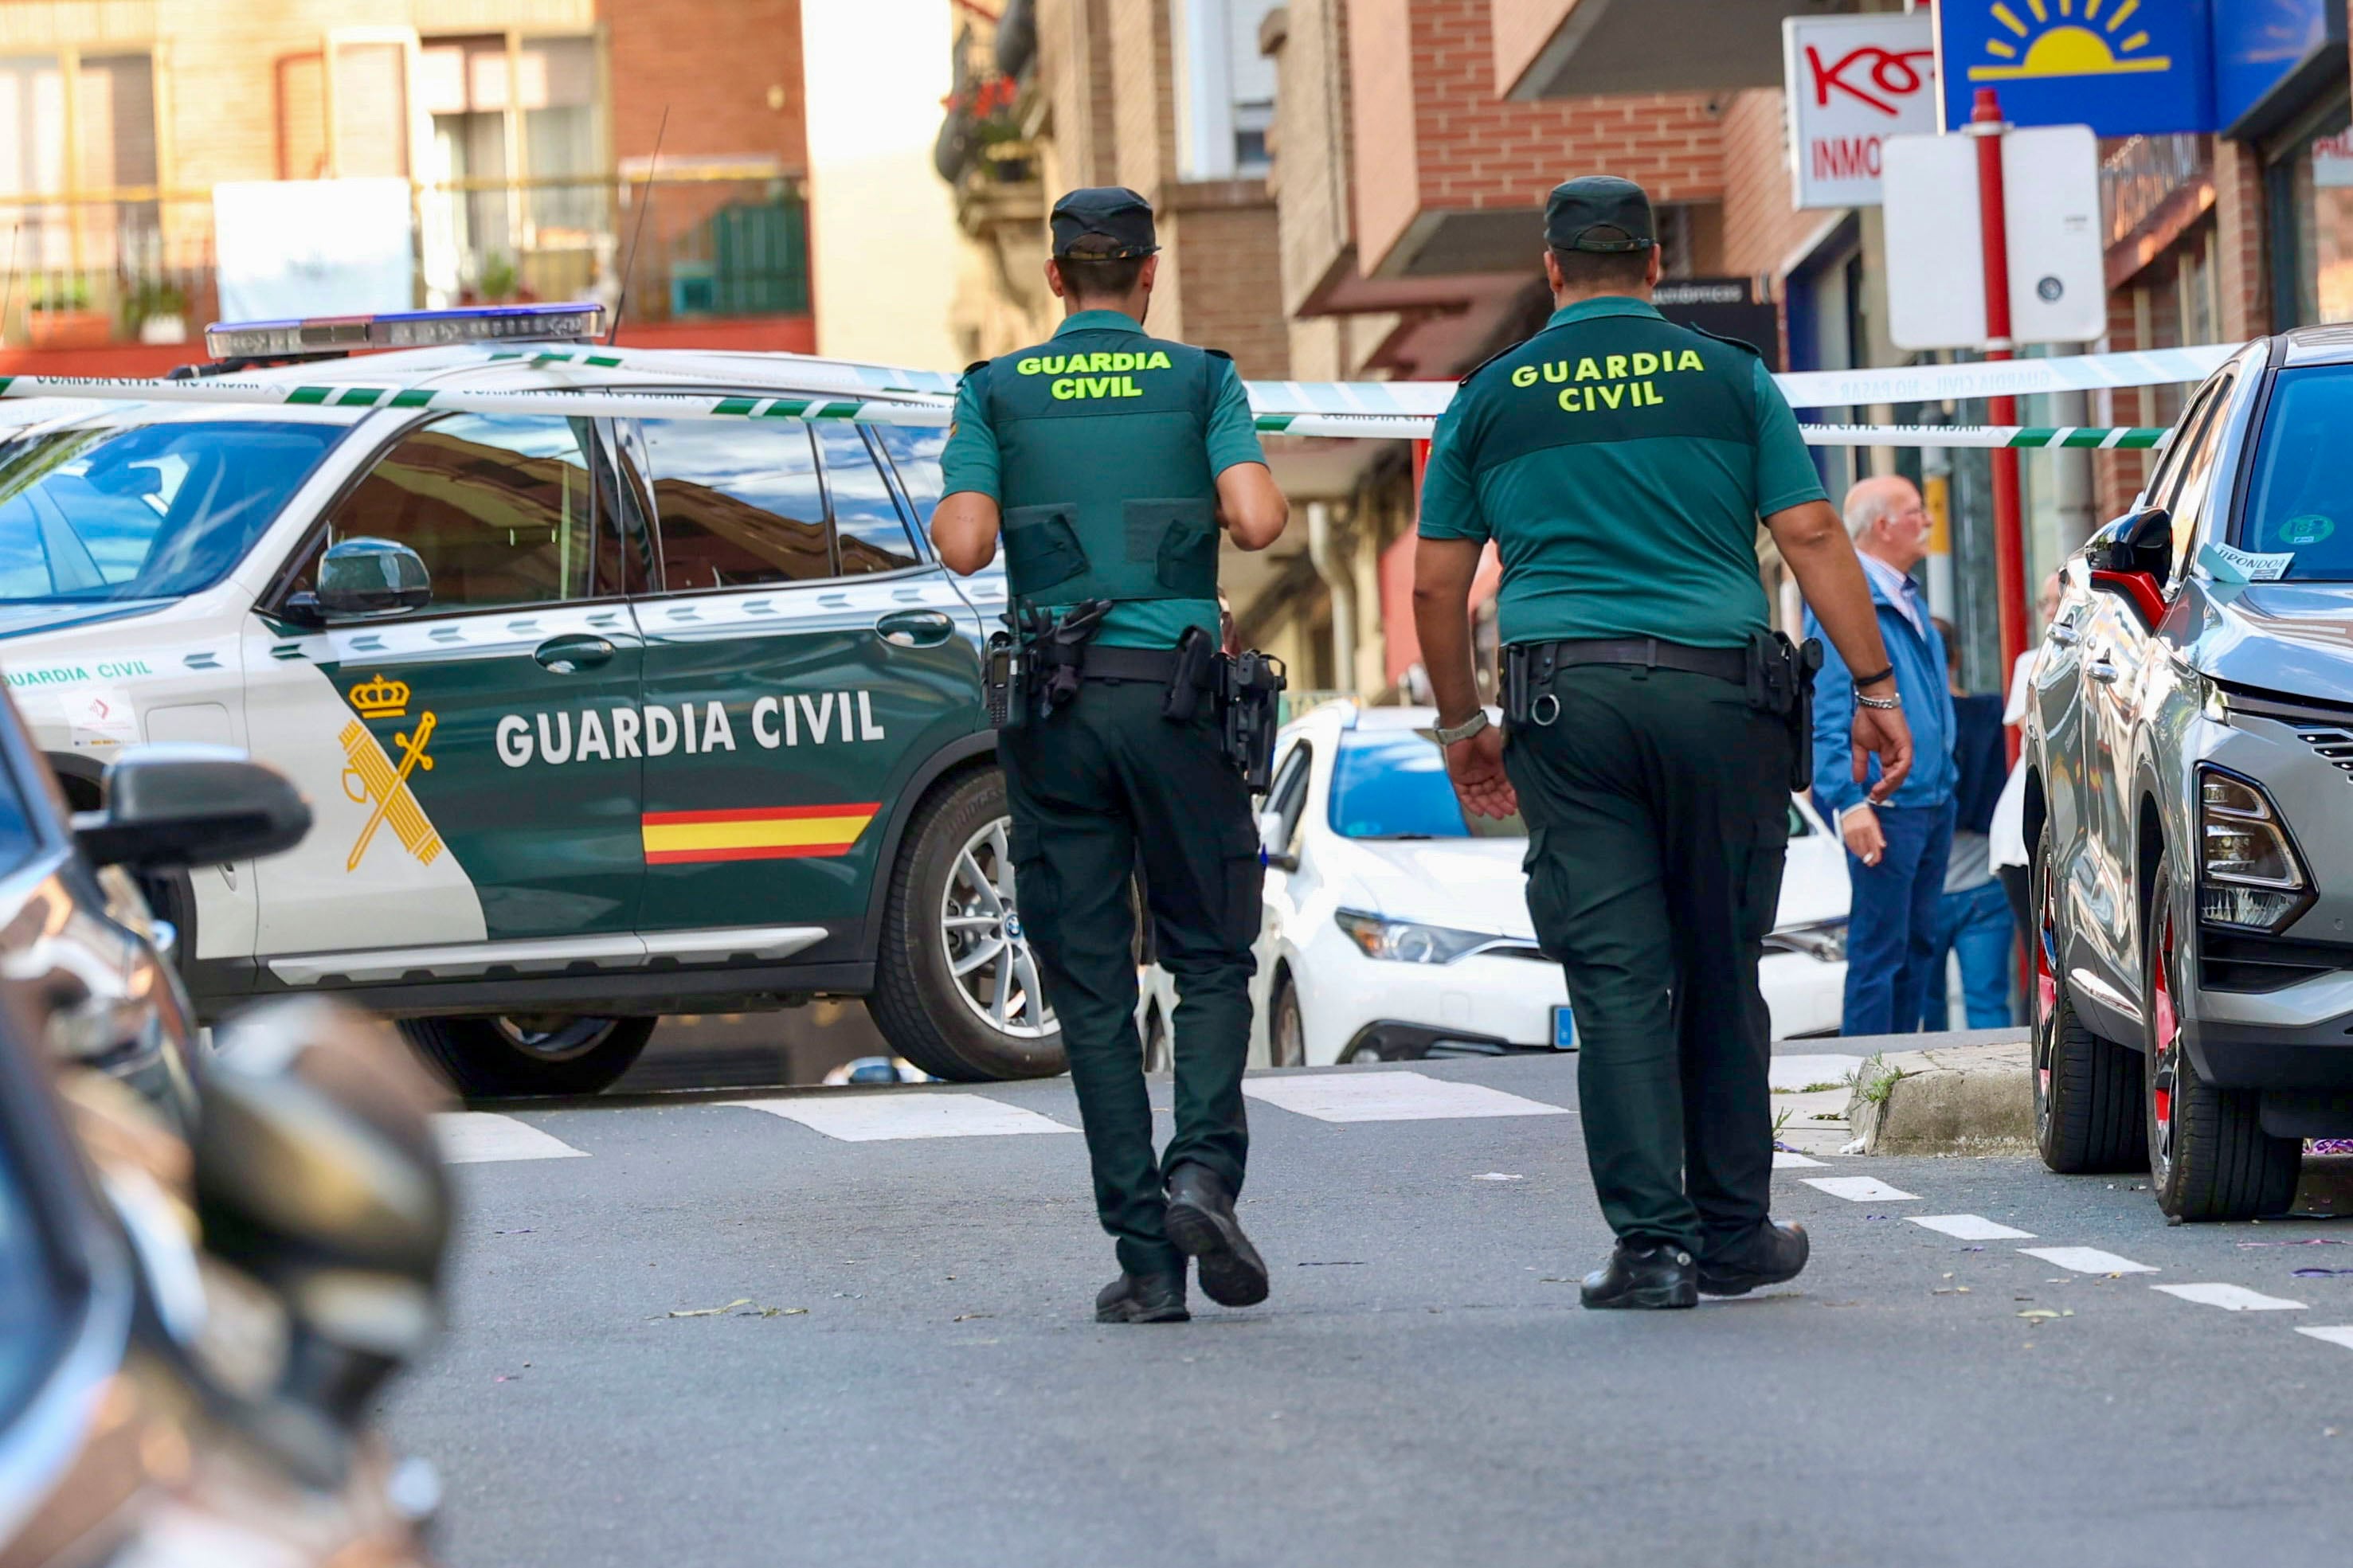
[{"xmin": 1433, "ymin": 710, "xmax": 1491, "ymax": 746}]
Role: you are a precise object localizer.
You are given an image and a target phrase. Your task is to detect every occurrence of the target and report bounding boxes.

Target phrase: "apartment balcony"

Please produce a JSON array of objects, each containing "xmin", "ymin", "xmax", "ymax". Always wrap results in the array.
[
  {"xmin": 0, "ymin": 170, "xmax": 813, "ymax": 373},
  {"xmin": 1490, "ymin": 0, "xmax": 1857, "ymax": 100}
]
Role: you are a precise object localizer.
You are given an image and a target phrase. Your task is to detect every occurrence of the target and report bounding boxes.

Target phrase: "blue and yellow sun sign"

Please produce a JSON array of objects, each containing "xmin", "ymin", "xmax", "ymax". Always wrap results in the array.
[{"xmin": 1938, "ymin": 0, "xmax": 2214, "ymax": 137}]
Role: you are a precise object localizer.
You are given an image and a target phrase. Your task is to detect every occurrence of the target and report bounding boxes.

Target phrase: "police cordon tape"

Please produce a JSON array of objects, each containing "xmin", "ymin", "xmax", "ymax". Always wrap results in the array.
[{"xmin": 0, "ymin": 366, "xmax": 2183, "ymax": 450}]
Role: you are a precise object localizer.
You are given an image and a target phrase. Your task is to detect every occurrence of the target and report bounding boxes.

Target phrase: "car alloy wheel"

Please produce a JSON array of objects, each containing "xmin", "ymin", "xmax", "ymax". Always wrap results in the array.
[
  {"xmin": 492, "ymin": 1014, "xmax": 628, "ymax": 1063},
  {"xmin": 939, "ymin": 815, "xmax": 1055, "ymax": 1041},
  {"xmin": 2147, "ymin": 904, "xmax": 2183, "ymax": 1191}
]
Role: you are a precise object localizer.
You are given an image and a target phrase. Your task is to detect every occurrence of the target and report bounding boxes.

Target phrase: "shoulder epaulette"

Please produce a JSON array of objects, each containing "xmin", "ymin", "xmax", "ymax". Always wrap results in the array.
[
  {"xmin": 1458, "ymin": 337, "xmax": 1529, "ymax": 389},
  {"xmin": 1684, "ymin": 323, "xmax": 1764, "ymax": 359},
  {"xmin": 1203, "ymin": 347, "xmax": 1232, "ymax": 362},
  {"xmin": 963, "ymin": 359, "xmax": 991, "ymax": 377}
]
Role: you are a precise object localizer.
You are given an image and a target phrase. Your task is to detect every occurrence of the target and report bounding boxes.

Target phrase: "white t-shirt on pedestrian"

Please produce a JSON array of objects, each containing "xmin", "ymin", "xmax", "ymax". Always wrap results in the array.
[{"xmin": 1989, "ymin": 651, "xmax": 2035, "ymax": 869}]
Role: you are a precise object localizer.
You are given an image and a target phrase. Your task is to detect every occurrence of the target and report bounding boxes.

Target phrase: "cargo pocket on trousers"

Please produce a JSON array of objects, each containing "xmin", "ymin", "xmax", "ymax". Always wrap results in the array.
[
  {"xmin": 1003, "ymin": 504, "xmax": 1089, "ymax": 595},
  {"xmin": 1521, "ymin": 827, "xmax": 1567, "ymax": 960},
  {"xmin": 1010, "ymin": 843, "xmax": 1062, "ymax": 962},
  {"xmin": 1220, "ymin": 823, "xmax": 1265, "ymax": 953}
]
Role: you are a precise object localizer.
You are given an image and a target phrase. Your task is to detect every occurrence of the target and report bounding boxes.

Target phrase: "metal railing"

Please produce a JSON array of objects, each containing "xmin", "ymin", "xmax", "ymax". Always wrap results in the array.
[{"xmin": 0, "ymin": 171, "xmax": 809, "ymax": 350}]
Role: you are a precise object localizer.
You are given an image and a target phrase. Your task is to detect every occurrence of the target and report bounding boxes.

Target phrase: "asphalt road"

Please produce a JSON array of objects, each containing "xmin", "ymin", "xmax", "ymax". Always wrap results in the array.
[{"xmin": 390, "ymin": 1050, "xmax": 2353, "ymax": 1568}]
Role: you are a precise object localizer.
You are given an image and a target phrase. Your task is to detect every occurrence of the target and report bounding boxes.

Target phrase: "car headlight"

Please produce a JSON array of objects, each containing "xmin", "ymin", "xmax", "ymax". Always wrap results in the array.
[
  {"xmin": 1333, "ymin": 909, "xmax": 1496, "ymax": 964},
  {"xmin": 2197, "ymin": 765, "xmax": 2314, "ymax": 932},
  {"xmin": 1764, "ymin": 917, "xmax": 1848, "ymax": 963}
]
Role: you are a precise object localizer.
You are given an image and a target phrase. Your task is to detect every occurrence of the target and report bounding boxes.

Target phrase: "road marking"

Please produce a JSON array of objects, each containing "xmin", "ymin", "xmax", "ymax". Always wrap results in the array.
[
  {"xmin": 1768, "ymin": 1054, "xmax": 1863, "ymax": 1093},
  {"xmin": 1801, "ymin": 1175, "xmax": 1918, "ymax": 1202},
  {"xmin": 1772, "ymin": 1151, "xmax": 1826, "ymax": 1168},
  {"xmin": 2296, "ymin": 1325, "xmax": 2353, "ymax": 1350},
  {"xmin": 433, "ymin": 1112, "xmax": 588, "ymax": 1164},
  {"xmin": 723, "ymin": 1092, "xmax": 1077, "ymax": 1142},
  {"xmin": 2152, "ymin": 1282, "xmax": 2306, "ymax": 1312},
  {"xmin": 1241, "ymin": 1071, "xmax": 1569, "ymax": 1123},
  {"xmin": 2020, "ymin": 1246, "xmax": 2158, "ymax": 1275},
  {"xmin": 1912, "ymin": 1214, "xmax": 2036, "ymax": 1241}
]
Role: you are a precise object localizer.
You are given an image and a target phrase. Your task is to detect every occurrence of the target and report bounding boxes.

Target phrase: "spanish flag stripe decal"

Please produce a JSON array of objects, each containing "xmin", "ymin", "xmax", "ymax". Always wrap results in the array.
[{"xmin": 640, "ymin": 804, "xmax": 879, "ymax": 864}]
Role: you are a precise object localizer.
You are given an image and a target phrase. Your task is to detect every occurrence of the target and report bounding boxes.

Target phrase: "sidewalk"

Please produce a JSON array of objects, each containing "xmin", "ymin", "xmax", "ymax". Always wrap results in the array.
[{"xmin": 1767, "ymin": 1029, "xmax": 2030, "ymax": 1156}]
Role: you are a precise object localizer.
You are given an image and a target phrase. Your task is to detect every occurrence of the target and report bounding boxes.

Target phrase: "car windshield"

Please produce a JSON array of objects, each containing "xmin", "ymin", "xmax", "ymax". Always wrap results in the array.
[
  {"xmin": 1329, "ymin": 729, "xmax": 1525, "ymax": 839},
  {"xmin": 2240, "ymin": 366, "xmax": 2353, "ymax": 579},
  {"xmin": 0, "ymin": 420, "xmax": 346, "ymax": 604}
]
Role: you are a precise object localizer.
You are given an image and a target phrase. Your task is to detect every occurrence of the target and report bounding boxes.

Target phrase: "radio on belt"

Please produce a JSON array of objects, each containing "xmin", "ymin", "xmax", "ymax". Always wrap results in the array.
[{"xmin": 202, "ymin": 302, "xmax": 606, "ymax": 362}]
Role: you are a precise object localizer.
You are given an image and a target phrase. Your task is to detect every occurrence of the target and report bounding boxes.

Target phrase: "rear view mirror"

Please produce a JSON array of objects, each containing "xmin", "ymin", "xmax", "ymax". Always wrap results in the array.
[
  {"xmin": 300, "ymin": 537, "xmax": 432, "ymax": 620},
  {"xmin": 2089, "ymin": 507, "xmax": 2173, "ymax": 626},
  {"xmin": 75, "ymin": 745, "xmax": 311, "ymax": 869},
  {"xmin": 1257, "ymin": 809, "xmax": 1297, "ymax": 872},
  {"xmin": 197, "ymin": 999, "xmax": 453, "ymax": 1430}
]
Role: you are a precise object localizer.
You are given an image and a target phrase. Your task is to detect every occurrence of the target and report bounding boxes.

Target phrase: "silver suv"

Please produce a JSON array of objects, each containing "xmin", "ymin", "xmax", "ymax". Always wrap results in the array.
[{"xmin": 2026, "ymin": 327, "xmax": 2353, "ymax": 1219}]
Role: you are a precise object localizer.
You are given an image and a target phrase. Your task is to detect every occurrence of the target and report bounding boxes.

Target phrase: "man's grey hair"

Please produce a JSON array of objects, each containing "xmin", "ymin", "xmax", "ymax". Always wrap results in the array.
[{"xmin": 1842, "ymin": 477, "xmax": 1917, "ymax": 542}]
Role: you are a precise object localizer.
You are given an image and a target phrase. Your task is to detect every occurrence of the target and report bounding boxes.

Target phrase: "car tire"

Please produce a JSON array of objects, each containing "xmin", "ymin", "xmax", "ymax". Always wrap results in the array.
[
  {"xmin": 401, "ymin": 1015, "xmax": 655, "ymax": 1099},
  {"xmin": 868, "ymin": 768, "xmax": 1067, "ymax": 1083},
  {"xmin": 2031, "ymin": 822, "xmax": 2146, "ymax": 1173},
  {"xmin": 1270, "ymin": 975, "xmax": 1306, "ymax": 1067},
  {"xmin": 2143, "ymin": 854, "xmax": 2302, "ymax": 1220}
]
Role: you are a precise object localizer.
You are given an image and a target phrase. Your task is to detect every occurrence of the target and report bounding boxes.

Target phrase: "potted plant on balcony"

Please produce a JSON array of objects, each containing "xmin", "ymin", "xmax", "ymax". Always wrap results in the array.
[
  {"xmin": 27, "ymin": 277, "xmax": 112, "ymax": 350},
  {"xmin": 120, "ymin": 278, "xmax": 189, "ymax": 344}
]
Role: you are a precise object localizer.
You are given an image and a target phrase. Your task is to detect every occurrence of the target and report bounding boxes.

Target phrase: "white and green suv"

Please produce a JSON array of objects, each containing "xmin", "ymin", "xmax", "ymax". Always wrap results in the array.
[{"xmin": 0, "ymin": 307, "xmax": 1053, "ymax": 1095}]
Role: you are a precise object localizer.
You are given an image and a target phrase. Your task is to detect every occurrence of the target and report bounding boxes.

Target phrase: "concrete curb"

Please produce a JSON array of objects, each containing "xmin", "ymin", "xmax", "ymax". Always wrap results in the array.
[{"xmin": 1845, "ymin": 1037, "xmax": 2034, "ymax": 1155}]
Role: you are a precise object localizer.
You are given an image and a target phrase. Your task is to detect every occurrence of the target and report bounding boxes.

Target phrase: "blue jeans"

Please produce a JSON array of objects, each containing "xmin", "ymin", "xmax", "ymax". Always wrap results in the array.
[
  {"xmin": 1920, "ymin": 879, "xmax": 2016, "ymax": 1031},
  {"xmin": 1841, "ymin": 800, "xmax": 1954, "ymax": 1038}
]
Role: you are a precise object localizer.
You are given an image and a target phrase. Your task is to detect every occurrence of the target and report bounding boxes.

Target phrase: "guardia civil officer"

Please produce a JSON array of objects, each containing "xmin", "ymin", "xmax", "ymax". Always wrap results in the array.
[
  {"xmin": 932, "ymin": 188, "xmax": 1290, "ymax": 1324},
  {"xmin": 1411, "ymin": 176, "xmax": 1916, "ymax": 1310}
]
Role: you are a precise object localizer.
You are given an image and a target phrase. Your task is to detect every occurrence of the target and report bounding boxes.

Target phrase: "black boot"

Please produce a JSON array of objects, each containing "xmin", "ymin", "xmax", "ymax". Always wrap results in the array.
[
  {"xmin": 1698, "ymin": 1220, "xmax": 1809, "ymax": 1296},
  {"xmin": 1580, "ymin": 1239, "xmax": 1699, "ymax": 1310},
  {"xmin": 1162, "ymin": 1163, "xmax": 1270, "ymax": 1308},
  {"xmin": 1096, "ymin": 1270, "xmax": 1189, "ymax": 1324}
]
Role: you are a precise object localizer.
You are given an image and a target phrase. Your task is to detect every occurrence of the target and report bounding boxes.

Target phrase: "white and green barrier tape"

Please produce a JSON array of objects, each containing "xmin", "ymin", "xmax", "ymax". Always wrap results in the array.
[{"xmin": 0, "ymin": 338, "xmax": 2198, "ymax": 450}]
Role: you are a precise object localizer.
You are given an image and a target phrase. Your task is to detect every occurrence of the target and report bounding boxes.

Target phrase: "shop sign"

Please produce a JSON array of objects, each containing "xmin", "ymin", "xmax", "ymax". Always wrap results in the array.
[
  {"xmin": 1936, "ymin": 0, "xmax": 2214, "ymax": 138},
  {"xmin": 2214, "ymin": 0, "xmax": 2343, "ymax": 134},
  {"xmin": 1783, "ymin": 13, "xmax": 1938, "ymax": 210}
]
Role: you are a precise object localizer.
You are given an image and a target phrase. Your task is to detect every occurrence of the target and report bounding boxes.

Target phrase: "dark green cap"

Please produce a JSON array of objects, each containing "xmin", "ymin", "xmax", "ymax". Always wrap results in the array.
[
  {"xmin": 1544, "ymin": 175, "xmax": 1656, "ymax": 254},
  {"xmin": 1050, "ymin": 186, "xmax": 1159, "ymax": 260}
]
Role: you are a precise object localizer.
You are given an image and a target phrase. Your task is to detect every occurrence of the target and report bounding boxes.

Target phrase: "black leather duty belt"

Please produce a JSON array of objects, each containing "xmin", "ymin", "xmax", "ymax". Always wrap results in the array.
[
  {"xmin": 1521, "ymin": 637, "xmax": 1748, "ymax": 687},
  {"xmin": 1075, "ymin": 646, "xmax": 1184, "ymax": 682}
]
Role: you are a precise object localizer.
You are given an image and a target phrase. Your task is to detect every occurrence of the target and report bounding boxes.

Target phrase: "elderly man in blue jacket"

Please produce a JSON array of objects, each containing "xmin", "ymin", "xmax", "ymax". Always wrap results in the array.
[{"xmin": 1807, "ymin": 475, "xmax": 1957, "ymax": 1037}]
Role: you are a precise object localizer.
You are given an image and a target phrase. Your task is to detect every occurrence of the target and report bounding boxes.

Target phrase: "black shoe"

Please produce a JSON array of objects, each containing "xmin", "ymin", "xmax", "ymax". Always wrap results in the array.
[
  {"xmin": 1698, "ymin": 1220, "xmax": 1810, "ymax": 1296},
  {"xmin": 1579, "ymin": 1240, "xmax": 1699, "ymax": 1310},
  {"xmin": 1095, "ymin": 1270, "xmax": 1190, "ymax": 1324},
  {"xmin": 1162, "ymin": 1163, "xmax": 1270, "ymax": 1308}
]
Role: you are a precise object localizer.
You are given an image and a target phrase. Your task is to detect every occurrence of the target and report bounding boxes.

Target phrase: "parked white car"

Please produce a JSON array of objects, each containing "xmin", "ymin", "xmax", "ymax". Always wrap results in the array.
[{"xmin": 1215, "ymin": 702, "xmax": 1850, "ymax": 1066}]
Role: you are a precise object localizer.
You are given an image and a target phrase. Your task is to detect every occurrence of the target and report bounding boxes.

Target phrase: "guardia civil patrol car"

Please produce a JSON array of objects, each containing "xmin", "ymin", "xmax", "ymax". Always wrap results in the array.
[{"xmin": 0, "ymin": 304, "xmax": 1051, "ymax": 1095}]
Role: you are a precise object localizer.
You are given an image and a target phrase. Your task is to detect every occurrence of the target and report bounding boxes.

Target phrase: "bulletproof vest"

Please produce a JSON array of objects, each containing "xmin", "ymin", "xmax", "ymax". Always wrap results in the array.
[
  {"xmin": 980, "ymin": 327, "xmax": 1223, "ymax": 611},
  {"xmin": 1462, "ymin": 310, "xmax": 1760, "ymax": 478}
]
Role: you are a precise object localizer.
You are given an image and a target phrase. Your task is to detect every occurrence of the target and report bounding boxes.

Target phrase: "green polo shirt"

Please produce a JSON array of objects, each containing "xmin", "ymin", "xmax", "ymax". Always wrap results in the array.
[
  {"xmin": 941, "ymin": 309, "xmax": 1266, "ymax": 647},
  {"xmin": 1418, "ymin": 296, "xmax": 1825, "ymax": 651}
]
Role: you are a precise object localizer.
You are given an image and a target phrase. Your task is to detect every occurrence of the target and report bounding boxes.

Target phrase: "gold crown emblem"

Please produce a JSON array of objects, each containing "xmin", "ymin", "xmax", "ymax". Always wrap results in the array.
[{"xmin": 349, "ymin": 674, "xmax": 410, "ymax": 719}]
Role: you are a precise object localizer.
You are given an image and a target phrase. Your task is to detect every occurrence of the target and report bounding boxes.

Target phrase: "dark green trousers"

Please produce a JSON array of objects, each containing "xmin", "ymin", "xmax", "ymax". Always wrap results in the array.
[
  {"xmin": 1504, "ymin": 665, "xmax": 1792, "ymax": 1257},
  {"xmin": 998, "ymin": 681, "xmax": 1262, "ymax": 1277}
]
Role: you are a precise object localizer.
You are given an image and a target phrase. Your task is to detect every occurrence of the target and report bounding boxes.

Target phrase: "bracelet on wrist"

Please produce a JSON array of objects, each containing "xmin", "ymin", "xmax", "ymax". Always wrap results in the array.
[
  {"xmin": 1850, "ymin": 664, "xmax": 1895, "ymax": 689},
  {"xmin": 1854, "ymin": 690, "xmax": 1902, "ymax": 711}
]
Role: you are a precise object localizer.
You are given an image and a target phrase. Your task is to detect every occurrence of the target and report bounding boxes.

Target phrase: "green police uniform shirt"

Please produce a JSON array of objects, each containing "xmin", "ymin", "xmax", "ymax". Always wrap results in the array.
[
  {"xmin": 941, "ymin": 309, "xmax": 1267, "ymax": 648},
  {"xmin": 1417, "ymin": 296, "xmax": 1826, "ymax": 651}
]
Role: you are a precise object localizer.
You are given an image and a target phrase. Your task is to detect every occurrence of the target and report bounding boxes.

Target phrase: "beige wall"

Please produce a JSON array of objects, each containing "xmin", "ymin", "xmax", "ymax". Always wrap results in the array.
[{"xmin": 801, "ymin": 0, "xmax": 959, "ymax": 370}]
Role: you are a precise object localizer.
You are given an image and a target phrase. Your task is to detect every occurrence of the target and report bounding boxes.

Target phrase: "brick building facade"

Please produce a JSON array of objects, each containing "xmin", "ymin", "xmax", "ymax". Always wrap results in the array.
[{"xmin": 0, "ymin": 0, "xmax": 814, "ymax": 370}]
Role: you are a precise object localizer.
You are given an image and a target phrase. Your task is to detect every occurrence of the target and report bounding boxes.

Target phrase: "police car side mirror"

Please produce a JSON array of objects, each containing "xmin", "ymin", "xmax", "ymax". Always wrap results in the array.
[
  {"xmin": 76, "ymin": 745, "xmax": 313, "ymax": 870},
  {"xmin": 311, "ymin": 538, "xmax": 432, "ymax": 620}
]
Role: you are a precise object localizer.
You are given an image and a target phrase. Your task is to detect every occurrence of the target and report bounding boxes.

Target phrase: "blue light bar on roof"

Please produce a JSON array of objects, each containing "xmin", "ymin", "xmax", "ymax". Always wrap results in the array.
[{"xmin": 203, "ymin": 302, "xmax": 607, "ymax": 361}]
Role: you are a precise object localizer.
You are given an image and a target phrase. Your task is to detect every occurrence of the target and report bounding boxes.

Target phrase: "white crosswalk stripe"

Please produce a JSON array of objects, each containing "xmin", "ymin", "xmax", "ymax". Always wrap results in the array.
[
  {"xmin": 1911, "ymin": 1214, "xmax": 2036, "ymax": 1241},
  {"xmin": 2020, "ymin": 1245, "xmax": 2158, "ymax": 1275},
  {"xmin": 724, "ymin": 1092, "xmax": 1077, "ymax": 1142},
  {"xmin": 2152, "ymin": 1283, "xmax": 2307, "ymax": 1312},
  {"xmin": 2296, "ymin": 1325, "xmax": 2353, "ymax": 1350},
  {"xmin": 1802, "ymin": 1175, "xmax": 1917, "ymax": 1202},
  {"xmin": 434, "ymin": 1112, "xmax": 588, "ymax": 1164},
  {"xmin": 1242, "ymin": 1071, "xmax": 1569, "ymax": 1123},
  {"xmin": 1772, "ymin": 1151, "xmax": 1826, "ymax": 1168}
]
